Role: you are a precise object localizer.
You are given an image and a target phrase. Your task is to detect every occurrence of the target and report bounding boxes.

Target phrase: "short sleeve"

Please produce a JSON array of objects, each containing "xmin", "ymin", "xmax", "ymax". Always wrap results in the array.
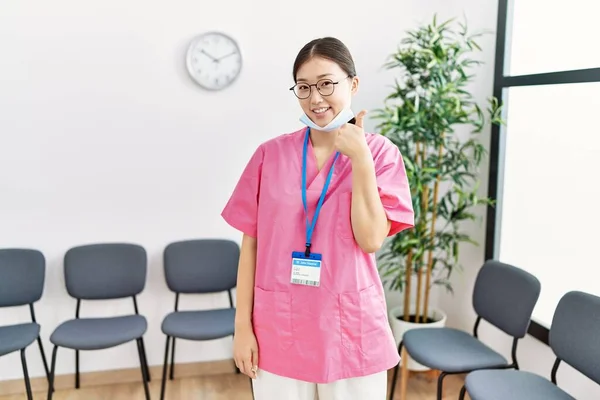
[
  {"xmin": 221, "ymin": 145, "xmax": 264, "ymax": 238},
  {"xmin": 375, "ymin": 139, "xmax": 415, "ymax": 236}
]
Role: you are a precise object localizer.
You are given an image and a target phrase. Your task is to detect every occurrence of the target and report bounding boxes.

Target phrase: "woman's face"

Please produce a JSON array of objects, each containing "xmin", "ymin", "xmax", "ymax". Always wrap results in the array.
[{"xmin": 294, "ymin": 57, "xmax": 359, "ymax": 127}]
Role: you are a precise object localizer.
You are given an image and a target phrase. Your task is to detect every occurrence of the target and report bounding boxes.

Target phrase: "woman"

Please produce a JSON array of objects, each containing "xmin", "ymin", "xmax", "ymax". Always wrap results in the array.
[{"xmin": 221, "ymin": 37, "xmax": 414, "ymax": 400}]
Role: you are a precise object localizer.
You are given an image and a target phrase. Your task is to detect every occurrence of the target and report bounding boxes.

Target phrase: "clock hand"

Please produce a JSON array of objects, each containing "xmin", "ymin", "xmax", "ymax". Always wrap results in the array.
[
  {"xmin": 201, "ymin": 49, "xmax": 219, "ymax": 62},
  {"xmin": 216, "ymin": 51, "xmax": 237, "ymax": 61}
]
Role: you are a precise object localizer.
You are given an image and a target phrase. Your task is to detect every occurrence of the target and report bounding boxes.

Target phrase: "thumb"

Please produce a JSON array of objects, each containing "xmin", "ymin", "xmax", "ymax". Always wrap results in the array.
[{"xmin": 354, "ymin": 110, "xmax": 368, "ymax": 128}]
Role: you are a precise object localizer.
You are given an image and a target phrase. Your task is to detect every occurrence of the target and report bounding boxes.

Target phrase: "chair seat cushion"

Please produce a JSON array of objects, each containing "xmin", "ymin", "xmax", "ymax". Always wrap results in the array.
[
  {"xmin": 0, "ymin": 323, "xmax": 40, "ymax": 357},
  {"xmin": 403, "ymin": 327, "xmax": 508, "ymax": 372},
  {"xmin": 50, "ymin": 315, "xmax": 147, "ymax": 350},
  {"xmin": 161, "ymin": 308, "xmax": 235, "ymax": 340},
  {"xmin": 466, "ymin": 369, "xmax": 575, "ymax": 400}
]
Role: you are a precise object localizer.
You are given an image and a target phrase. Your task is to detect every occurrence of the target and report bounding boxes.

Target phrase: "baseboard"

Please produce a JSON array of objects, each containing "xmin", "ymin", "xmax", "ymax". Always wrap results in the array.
[{"xmin": 0, "ymin": 358, "xmax": 237, "ymax": 396}]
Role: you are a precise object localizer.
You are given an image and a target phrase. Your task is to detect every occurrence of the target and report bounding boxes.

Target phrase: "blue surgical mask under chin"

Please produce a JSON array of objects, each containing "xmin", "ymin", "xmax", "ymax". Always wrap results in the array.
[{"xmin": 299, "ymin": 107, "xmax": 355, "ymax": 132}]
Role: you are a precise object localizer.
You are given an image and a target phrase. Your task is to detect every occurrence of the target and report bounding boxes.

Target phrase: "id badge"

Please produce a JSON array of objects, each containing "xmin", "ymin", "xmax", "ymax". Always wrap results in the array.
[{"xmin": 290, "ymin": 251, "xmax": 322, "ymax": 287}]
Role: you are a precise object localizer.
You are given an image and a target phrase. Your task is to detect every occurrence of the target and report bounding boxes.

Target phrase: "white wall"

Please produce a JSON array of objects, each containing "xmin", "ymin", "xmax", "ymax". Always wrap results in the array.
[{"xmin": 0, "ymin": 0, "xmax": 482, "ymax": 381}]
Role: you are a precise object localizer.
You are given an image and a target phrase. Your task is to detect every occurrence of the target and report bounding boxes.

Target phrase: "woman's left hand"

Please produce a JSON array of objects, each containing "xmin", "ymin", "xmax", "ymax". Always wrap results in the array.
[{"xmin": 335, "ymin": 110, "xmax": 370, "ymax": 160}]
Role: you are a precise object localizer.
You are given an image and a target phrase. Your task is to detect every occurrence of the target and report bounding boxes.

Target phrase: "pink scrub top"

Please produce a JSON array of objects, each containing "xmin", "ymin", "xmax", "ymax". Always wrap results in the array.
[{"xmin": 221, "ymin": 127, "xmax": 414, "ymax": 384}]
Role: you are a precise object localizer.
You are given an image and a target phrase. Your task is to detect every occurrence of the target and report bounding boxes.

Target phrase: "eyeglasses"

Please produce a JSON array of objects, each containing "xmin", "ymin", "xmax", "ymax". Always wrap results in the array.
[{"xmin": 289, "ymin": 75, "xmax": 350, "ymax": 99}]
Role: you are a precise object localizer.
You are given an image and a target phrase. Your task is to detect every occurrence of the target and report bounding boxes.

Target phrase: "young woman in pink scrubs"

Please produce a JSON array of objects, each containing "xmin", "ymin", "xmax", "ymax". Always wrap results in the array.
[{"xmin": 221, "ymin": 37, "xmax": 414, "ymax": 399}]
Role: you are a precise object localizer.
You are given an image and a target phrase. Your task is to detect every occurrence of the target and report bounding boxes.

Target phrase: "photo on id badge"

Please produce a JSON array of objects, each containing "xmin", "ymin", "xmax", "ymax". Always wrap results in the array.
[{"xmin": 291, "ymin": 251, "xmax": 322, "ymax": 286}]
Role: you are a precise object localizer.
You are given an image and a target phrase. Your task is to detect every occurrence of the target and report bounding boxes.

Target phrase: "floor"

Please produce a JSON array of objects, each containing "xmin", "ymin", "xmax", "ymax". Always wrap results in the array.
[{"xmin": 0, "ymin": 370, "xmax": 468, "ymax": 399}]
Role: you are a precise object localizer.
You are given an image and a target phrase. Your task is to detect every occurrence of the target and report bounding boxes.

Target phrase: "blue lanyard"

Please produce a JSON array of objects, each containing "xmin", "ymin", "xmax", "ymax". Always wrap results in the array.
[{"xmin": 302, "ymin": 128, "xmax": 339, "ymax": 256}]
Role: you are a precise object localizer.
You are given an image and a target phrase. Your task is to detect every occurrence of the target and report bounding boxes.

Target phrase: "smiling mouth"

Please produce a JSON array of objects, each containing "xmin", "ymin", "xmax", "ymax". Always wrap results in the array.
[{"xmin": 312, "ymin": 107, "xmax": 330, "ymax": 114}]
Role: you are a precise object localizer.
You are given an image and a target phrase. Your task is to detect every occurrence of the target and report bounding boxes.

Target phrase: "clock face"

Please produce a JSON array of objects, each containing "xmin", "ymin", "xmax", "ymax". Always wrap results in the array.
[{"xmin": 186, "ymin": 32, "xmax": 242, "ymax": 91}]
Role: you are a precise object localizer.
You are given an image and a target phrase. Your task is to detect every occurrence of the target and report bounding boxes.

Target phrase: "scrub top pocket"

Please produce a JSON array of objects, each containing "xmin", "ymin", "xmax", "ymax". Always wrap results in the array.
[
  {"xmin": 252, "ymin": 286, "xmax": 294, "ymax": 351},
  {"xmin": 339, "ymin": 284, "xmax": 388, "ymax": 357}
]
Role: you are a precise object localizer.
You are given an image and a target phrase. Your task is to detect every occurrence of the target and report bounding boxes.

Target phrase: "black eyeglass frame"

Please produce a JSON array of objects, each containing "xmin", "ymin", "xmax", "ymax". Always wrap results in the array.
[{"xmin": 289, "ymin": 75, "xmax": 351, "ymax": 99}]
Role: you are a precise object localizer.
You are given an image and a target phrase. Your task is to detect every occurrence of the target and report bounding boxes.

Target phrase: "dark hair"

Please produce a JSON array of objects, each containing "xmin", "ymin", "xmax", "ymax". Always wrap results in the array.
[{"xmin": 292, "ymin": 37, "xmax": 357, "ymax": 82}]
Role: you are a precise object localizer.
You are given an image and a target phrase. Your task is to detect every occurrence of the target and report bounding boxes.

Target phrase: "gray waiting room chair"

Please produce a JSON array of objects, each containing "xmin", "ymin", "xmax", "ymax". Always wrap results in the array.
[
  {"xmin": 0, "ymin": 248, "xmax": 51, "ymax": 400},
  {"xmin": 46, "ymin": 243, "xmax": 151, "ymax": 400},
  {"xmin": 460, "ymin": 290, "xmax": 600, "ymax": 400},
  {"xmin": 389, "ymin": 260, "xmax": 541, "ymax": 400},
  {"xmin": 160, "ymin": 239, "xmax": 253, "ymax": 400}
]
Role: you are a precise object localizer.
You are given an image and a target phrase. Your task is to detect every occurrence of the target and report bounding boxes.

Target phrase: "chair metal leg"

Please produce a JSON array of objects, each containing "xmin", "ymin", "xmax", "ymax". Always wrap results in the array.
[
  {"xmin": 140, "ymin": 337, "xmax": 151, "ymax": 382},
  {"xmin": 37, "ymin": 337, "xmax": 51, "ymax": 382},
  {"xmin": 388, "ymin": 341, "xmax": 402, "ymax": 400},
  {"xmin": 389, "ymin": 364, "xmax": 399, "ymax": 400},
  {"xmin": 20, "ymin": 348, "xmax": 33, "ymax": 400},
  {"xmin": 136, "ymin": 339, "xmax": 151, "ymax": 400},
  {"xmin": 47, "ymin": 345, "xmax": 58, "ymax": 400},
  {"xmin": 169, "ymin": 337, "xmax": 176, "ymax": 380},
  {"xmin": 160, "ymin": 336, "xmax": 172, "ymax": 400},
  {"xmin": 139, "ymin": 350, "xmax": 150, "ymax": 383},
  {"xmin": 459, "ymin": 385, "xmax": 467, "ymax": 400},
  {"xmin": 436, "ymin": 372, "xmax": 447, "ymax": 400},
  {"xmin": 75, "ymin": 350, "xmax": 80, "ymax": 389}
]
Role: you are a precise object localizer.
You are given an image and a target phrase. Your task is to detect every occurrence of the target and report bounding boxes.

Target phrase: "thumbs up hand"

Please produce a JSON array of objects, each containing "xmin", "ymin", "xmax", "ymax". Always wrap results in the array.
[{"xmin": 335, "ymin": 110, "xmax": 371, "ymax": 161}]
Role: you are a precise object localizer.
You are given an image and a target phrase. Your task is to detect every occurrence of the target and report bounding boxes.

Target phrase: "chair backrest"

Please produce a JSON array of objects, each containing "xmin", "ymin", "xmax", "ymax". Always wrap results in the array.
[
  {"xmin": 0, "ymin": 249, "xmax": 45, "ymax": 307},
  {"xmin": 472, "ymin": 260, "xmax": 541, "ymax": 338},
  {"xmin": 64, "ymin": 243, "xmax": 147, "ymax": 300},
  {"xmin": 164, "ymin": 239, "xmax": 239, "ymax": 294},
  {"xmin": 550, "ymin": 291, "xmax": 600, "ymax": 384}
]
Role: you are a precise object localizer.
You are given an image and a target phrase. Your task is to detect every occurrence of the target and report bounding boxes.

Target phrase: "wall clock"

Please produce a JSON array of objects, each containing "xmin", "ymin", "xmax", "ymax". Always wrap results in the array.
[{"xmin": 186, "ymin": 31, "xmax": 243, "ymax": 91}]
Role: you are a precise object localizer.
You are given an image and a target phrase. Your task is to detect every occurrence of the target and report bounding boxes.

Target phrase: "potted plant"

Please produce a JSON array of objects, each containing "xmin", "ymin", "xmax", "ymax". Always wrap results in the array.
[{"xmin": 373, "ymin": 15, "xmax": 503, "ymax": 370}]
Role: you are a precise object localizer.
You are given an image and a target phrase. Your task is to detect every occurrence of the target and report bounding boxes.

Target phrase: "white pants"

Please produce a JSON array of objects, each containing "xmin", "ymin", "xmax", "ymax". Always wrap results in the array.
[{"xmin": 252, "ymin": 369, "xmax": 388, "ymax": 400}]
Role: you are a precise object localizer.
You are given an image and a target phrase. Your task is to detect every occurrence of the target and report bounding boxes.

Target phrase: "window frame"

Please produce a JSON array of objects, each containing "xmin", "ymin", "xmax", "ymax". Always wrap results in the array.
[{"xmin": 486, "ymin": 0, "xmax": 600, "ymax": 345}]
